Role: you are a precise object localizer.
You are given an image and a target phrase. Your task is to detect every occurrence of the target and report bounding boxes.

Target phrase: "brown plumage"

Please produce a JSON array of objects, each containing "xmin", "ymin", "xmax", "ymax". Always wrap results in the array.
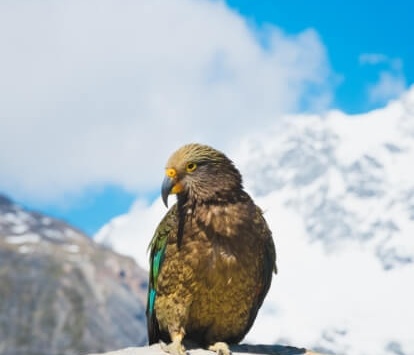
[{"xmin": 146, "ymin": 143, "xmax": 277, "ymax": 355}]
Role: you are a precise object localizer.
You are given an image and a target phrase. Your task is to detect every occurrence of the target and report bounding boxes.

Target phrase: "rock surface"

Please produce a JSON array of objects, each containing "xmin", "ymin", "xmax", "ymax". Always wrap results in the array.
[{"xmin": 86, "ymin": 343, "xmax": 321, "ymax": 355}]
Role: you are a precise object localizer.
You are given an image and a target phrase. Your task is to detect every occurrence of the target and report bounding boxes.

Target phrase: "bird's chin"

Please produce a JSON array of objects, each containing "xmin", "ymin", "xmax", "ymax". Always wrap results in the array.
[{"xmin": 171, "ymin": 182, "xmax": 183, "ymax": 195}]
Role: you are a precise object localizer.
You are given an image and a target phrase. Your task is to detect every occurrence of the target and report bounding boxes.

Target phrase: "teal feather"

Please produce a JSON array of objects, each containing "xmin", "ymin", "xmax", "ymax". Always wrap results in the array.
[
  {"xmin": 148, "ymin": 288, "xmax": 156, "ymax": 316},
  {"xmin": 152, "ymin": 250, "xmax": 164, "ymax": 286},
  {"xmin": 146, "ymin": 207, "xmax": 174, "ymax": 343},
  {"xmin": 148, "ymin": 249, "xmax": 165, "ymax": 317}
]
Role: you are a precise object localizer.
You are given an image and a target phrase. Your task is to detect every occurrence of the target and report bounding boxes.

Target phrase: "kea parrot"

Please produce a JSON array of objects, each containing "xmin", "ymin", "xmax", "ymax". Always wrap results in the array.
[{"xmin": 146, "ymin": 143, "xmax": 277, "ymax": 355}]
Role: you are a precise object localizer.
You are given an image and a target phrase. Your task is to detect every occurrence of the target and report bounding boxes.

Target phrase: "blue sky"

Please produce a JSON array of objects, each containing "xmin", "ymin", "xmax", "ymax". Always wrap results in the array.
[
  {"xmin": 227, "ymin": 0, "xmax": 413, "ymax": 112},
  {"xmin": 0, "ymin": 0, "xmax": 412, "ymax": 236}
]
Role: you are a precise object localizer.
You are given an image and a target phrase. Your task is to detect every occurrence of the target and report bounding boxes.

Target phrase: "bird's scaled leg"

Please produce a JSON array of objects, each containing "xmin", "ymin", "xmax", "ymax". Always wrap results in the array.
[
  {"xmin": 208, "ymin": 342, "xmax": 231, "ymax": 355},
  {"xmin": 161, "ymin": 330, "xmax": 186, "ymax": 355}
]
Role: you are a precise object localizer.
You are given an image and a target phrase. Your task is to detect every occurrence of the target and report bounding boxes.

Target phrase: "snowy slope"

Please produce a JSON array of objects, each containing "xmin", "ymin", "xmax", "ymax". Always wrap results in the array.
[
  {"xmin": 237, "ymin": 88, "xmax": 414, "ymax": 270},
  {"xmin": 0, "ymin": 195, "xmax": 148, "ymax": 354},
  {"xmin": 95, "ymin": 87, "xmax": 414, "ymax": 355}
]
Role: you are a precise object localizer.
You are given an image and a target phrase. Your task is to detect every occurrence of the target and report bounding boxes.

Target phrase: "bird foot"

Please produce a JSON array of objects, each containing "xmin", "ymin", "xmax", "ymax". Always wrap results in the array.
[
  {"xmin": 161, "ymin": 339, "xmax": 187, "ymax": 355},
  {"xmin": 208, "ymin": 342, "xmax": 231, "ymax": 355}
]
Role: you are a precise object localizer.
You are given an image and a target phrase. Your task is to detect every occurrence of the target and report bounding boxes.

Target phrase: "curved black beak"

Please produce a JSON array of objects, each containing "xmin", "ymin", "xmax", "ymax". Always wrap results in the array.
[{"xmin": 161, "ymin": 176, "xmax": 174, "ymax": 207}]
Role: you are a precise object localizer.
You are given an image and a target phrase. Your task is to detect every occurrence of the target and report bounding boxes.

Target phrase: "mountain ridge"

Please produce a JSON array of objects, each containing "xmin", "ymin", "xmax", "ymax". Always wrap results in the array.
[{"xmin": 0, "ymin": 194, "xmax": 148, "ymax": 355}]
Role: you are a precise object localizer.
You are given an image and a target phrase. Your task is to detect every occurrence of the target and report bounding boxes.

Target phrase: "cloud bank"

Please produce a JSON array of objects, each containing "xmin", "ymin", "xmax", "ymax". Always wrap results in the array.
[{"xmin": 0, "ymin": 0, "xmax": 333, "ymax": 203}]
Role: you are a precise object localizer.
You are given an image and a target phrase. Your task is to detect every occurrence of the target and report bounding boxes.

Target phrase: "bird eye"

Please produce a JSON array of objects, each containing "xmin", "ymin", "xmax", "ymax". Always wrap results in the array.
[{"xmin": 186, "ymin": 162, "xmax": 197, "ymax": 172}]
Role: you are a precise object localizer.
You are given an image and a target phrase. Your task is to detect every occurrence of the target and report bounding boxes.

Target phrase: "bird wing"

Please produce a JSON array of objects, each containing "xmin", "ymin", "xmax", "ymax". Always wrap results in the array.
[
  {"xmin": 146, "ymin": 205, "xmax": 177, "ymax": 344},
  {"xmin": 243, "ymin": 206, "xmax": 277, "ymax": 335}
]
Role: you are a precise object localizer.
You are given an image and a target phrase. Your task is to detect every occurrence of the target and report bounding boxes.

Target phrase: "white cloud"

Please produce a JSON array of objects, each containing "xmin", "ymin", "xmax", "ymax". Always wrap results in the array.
[
  {"xmin": 359, "ymin": 53, "xmax": 407, "ymax": 104},
  {"xmin": 359, "ymin": 53, "xmax": 403, "ymax": 70},
  {"xmin": 359, "ymin": 53, "xmax": 388, "ymax": 65},
  {"xmin": 368, "ymin": 71, "xmax": 406, "ymax": 104},
  {"xmin": 0, "ymin": 0, "xmax": 333, "ymax": 204}
]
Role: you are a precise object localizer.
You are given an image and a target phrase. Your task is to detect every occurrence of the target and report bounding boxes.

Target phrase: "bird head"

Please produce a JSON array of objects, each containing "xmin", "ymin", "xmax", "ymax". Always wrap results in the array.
[{"xmin": 161, "ymin": 143, "xmax": 243, "ymax": 207}]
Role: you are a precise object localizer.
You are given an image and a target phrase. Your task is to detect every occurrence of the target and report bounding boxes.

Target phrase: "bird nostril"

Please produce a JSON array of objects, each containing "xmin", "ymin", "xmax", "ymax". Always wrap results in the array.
[{"xmin": 166, "ymin": 168, "xmax": 177, "ymax": 178}]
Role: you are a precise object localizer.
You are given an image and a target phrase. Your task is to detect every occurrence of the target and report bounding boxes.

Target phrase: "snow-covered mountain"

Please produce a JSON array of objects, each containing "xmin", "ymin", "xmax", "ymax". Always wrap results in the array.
[
  {"xmin": 95, "ymin": 87, "xmax": 414, "ymax": 355},
  {"xmin": 0, "ymin": 194, "xmax": 148, "ymax": 355}
]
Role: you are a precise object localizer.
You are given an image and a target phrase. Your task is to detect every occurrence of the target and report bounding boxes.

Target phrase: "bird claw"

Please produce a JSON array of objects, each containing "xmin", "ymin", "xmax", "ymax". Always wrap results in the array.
[
  {"xmin": 161, "ymin": 340, "xmax": 187, "ymax": 355},
  {"xmin": 208, "ymin": 342, "xmax": 231, "ymax": 355}
]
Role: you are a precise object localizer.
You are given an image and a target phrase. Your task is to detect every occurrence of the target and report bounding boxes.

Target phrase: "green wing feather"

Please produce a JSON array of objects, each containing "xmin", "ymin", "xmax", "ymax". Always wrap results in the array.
[{"xmin": 146, "ymin": 205, "xmax": 177, "ymax": 344}]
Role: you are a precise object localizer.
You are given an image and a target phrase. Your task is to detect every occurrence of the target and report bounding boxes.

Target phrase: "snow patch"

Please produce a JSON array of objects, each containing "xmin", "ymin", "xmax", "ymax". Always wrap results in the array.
[
  {"xmin": 42, "ymin": 228, "xmax": 64, "ymax": 240},
  {"xmin": 5, "ymin": 233, "xmax": 41, "ymax": 244},
  {"xmin": 64, "ymin": 244, "xmax": 80, "ymax": 253}
]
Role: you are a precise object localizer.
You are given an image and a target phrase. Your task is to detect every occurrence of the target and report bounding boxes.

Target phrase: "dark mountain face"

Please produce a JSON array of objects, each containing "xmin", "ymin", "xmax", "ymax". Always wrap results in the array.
[{"xmin": 0, "ymin": 194, "xmax": 148, "ymax": 355}]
